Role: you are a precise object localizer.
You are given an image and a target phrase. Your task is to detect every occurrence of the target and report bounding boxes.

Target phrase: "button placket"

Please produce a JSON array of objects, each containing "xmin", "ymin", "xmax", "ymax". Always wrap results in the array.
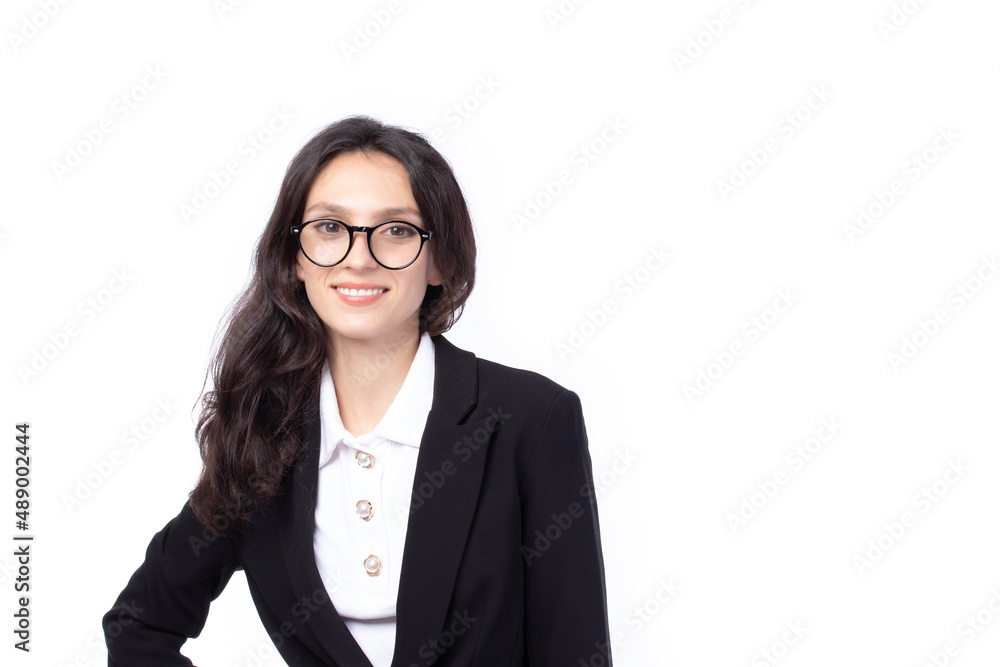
[{"xmin": 353, "ymin": 439, "xmax": 388, "ymax": 586}]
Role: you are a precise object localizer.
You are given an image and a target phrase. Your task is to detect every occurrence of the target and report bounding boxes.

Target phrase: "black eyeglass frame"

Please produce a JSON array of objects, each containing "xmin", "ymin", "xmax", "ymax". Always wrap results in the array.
[{"xmin": 291, "ymin": 218, "xmax": 434, "ymax": 270}]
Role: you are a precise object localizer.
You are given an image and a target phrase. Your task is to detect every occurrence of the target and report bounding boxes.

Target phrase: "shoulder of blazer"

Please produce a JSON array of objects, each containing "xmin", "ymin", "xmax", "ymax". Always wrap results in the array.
[{"xmin": 431, "ymin": 335, "xmax": 581, "ymax": 482}]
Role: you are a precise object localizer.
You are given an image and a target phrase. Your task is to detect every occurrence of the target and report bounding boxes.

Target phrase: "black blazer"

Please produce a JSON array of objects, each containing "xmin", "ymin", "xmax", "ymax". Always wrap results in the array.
[{"xmin": 103, "ymin": 334, "xmax": 612, "ymax": 666}]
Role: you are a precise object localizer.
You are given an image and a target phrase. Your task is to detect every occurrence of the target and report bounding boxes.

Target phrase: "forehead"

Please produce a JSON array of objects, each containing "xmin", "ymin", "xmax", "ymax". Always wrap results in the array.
[{"xmin": 307, "ymin": 151, "xmax": 412, "ymax": 200}]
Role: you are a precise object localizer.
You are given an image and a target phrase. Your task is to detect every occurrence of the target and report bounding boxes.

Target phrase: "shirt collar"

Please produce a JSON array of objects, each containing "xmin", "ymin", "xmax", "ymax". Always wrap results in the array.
[{"xmin": 318, "ymin": 332, "xmax": 435, "ymax": 467}]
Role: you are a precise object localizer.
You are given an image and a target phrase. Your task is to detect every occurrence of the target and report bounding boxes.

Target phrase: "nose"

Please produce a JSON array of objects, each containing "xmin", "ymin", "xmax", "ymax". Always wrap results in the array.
[{"xmin": 342, "ymin": 230, "xmax": 377, "ymax": 268}]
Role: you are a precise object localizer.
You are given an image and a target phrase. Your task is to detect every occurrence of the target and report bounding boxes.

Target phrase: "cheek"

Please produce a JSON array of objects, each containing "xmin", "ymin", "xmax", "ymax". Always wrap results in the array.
[
  {"xmin": 302, "ymin": 277, "xmax": 319, "ymax": 304},
  {"xmin": 396, "ymin": 267, "xmax": 431, "ymax": 300},
  {"xmin": 299, "ymin": 267, "xmax": 329, "ymax": 309}
]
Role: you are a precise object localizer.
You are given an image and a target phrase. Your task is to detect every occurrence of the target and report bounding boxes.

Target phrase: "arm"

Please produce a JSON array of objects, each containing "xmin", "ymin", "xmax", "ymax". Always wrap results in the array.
[
  {"xmin": 519, "ymin": 389, "xmax": 613, "ymax": 665},
  {"xmin": 103, "ymin": 501, "xmax": 240, "ymax": 666}
]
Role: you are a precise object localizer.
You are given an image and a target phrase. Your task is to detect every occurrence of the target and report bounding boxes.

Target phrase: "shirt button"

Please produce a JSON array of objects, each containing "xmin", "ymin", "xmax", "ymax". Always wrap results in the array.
[
  {"xmin": 356, "ymin": 451, "xmax": 375, "ymax": 468},
  {"xmin": 356, "ymin": 499, "xmax": 374, "ymax": 521},
  {"xmin": 364, "ymin": 554, "xmax": 382, "ymax": 576}
]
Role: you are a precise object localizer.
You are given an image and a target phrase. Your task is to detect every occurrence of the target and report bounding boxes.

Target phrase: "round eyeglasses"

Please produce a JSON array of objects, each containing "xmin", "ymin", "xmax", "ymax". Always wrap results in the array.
[{"xmin": 291, "ymin": 218, "xmax": 434, "ymax": 270}]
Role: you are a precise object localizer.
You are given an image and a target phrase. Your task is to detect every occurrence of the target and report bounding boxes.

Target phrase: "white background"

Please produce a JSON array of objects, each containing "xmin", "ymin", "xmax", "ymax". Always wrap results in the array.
[{"xmin": 2, "ymin": 1, "xmax": 999, "ymax": 665}]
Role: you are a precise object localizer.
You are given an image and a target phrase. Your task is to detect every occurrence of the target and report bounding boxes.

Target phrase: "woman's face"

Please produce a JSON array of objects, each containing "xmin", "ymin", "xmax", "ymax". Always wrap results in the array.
[{"xmin": 295, "ymin": 151, "xmax": 441, "ymax": 348}]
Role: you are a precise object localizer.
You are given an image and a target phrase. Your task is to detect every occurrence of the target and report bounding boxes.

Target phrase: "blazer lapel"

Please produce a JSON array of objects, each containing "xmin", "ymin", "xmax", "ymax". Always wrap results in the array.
[
  {"xmin": 276, "ymin": 334, "xmax": 488, "ymax": 666},
  {"xmin": 277, "ymin": 387, "xmax": 376, "ymax": 666},
  {"xmin": 391, "ymin": 335, "xmax": 489, "ymax": 665}
]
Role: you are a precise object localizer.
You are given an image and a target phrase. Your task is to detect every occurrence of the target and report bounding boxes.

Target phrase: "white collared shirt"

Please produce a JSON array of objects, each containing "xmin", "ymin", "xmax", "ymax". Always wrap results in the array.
[{"xmin": 313, "ymin": 332, "xmax": 435, "ymax": 667}]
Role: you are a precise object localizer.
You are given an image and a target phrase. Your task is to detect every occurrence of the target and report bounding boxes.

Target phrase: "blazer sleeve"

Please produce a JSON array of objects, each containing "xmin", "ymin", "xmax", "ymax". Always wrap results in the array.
[
  {"xmin": 519, "ymin": 388, "xmax": 613, "ymax": 665},
  {"xmin": 103, "ymin": 500, "xmax": 240, "ymax": 666}
]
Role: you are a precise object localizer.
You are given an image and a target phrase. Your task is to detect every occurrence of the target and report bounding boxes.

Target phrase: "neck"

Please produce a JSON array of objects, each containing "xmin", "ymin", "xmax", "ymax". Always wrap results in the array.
[{"xmin": 328, "ymin": 327, "xmax": 422, "ymax": 437}]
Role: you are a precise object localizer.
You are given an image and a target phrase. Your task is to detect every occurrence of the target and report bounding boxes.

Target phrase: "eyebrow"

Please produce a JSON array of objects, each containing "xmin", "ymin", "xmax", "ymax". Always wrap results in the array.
[{"xmin": 304, "ymin": 202, "xmax": 422, "ymax": 219}]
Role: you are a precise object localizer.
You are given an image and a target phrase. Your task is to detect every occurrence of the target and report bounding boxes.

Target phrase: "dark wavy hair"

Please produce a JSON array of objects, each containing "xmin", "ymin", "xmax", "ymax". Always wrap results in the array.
[{"xmin": 189, "ymin": 115, "xmax": 476, "ymax": 536}]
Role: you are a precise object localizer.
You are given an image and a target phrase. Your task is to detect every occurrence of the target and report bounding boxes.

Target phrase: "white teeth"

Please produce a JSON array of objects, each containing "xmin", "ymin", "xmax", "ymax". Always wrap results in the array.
[{"xmin": 337, "ymin": 287, "xmax": 387, "ymax": 296}]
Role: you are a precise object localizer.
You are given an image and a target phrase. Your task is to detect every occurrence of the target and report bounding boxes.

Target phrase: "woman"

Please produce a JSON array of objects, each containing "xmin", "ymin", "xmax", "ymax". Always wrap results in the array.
[{"xmin": 103, "ymin": 116, "xmax": 612, "ymax": 666}]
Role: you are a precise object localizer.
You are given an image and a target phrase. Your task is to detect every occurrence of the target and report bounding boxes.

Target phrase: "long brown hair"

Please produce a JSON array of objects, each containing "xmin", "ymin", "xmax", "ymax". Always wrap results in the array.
[{"xmin": 189, "ymin": 115, "xmax": 477, "ymax": 536}]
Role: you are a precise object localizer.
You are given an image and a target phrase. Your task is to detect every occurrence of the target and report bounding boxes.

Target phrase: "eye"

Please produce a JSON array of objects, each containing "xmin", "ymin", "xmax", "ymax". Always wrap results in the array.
[
  {"xmin": 313, "ymin": 219, "xmax": 346, "ymax": 235},
  {"xmin": 381, "ymin": 222, "xmax": 417, "ymax": 238}
]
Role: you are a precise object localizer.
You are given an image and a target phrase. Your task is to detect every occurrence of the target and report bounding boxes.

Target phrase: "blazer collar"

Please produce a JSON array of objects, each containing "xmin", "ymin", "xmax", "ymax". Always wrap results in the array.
[{"xmin": 276, "ymin": 334, "xmax": 488, "ymax": 666}]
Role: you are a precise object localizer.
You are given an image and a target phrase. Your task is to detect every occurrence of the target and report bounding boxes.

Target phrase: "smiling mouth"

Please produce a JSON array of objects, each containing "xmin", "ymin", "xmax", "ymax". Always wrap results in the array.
[{"xmin": 336, "ymin": 287, "xmax": 387, "ymax": 296}]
